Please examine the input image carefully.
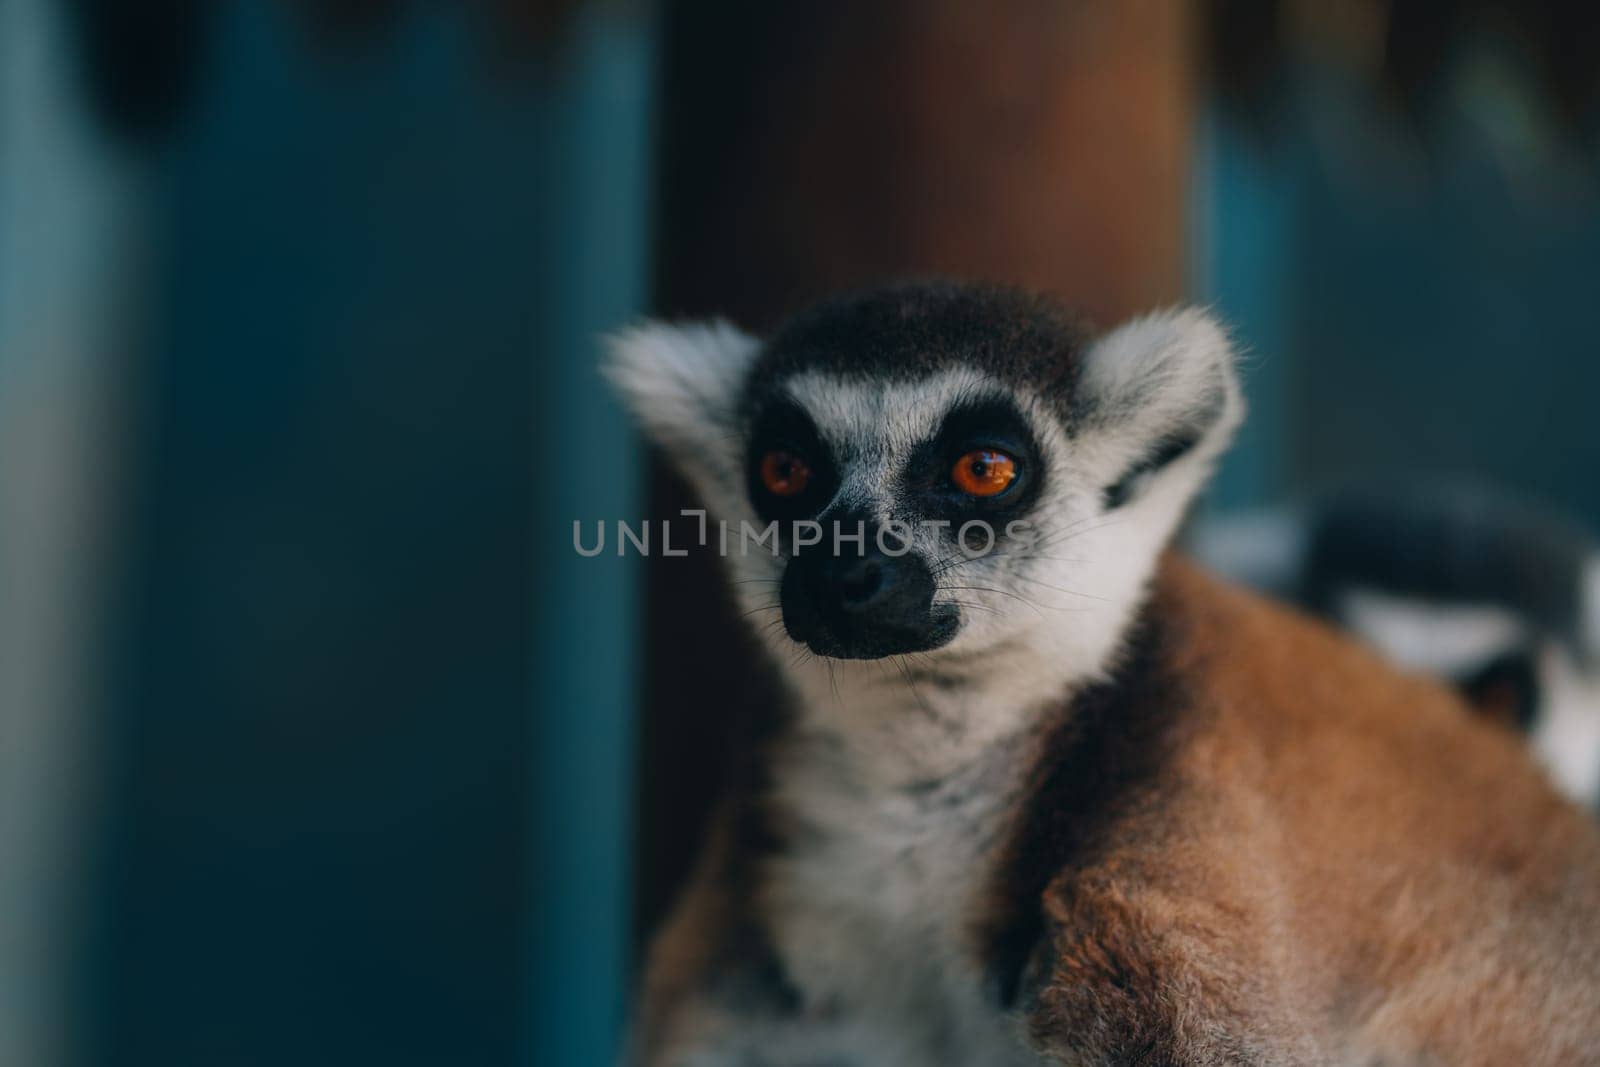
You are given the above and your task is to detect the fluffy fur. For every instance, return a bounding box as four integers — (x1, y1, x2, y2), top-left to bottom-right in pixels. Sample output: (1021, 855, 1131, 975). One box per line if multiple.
(1190, 486, 1600, 810)
(604, 318, 763, 520)
(606, 291, 1241, 770)
(607, 283, 1600, 1065)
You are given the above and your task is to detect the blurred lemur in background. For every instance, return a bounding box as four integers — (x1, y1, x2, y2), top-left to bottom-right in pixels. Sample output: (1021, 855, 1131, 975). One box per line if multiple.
(608, 283, 1600, 1066)
(1190, 484, 1600, 810)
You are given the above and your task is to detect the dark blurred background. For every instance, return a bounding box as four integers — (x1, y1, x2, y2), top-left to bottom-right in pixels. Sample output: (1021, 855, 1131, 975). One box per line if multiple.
(1, 1, 1597, 1065)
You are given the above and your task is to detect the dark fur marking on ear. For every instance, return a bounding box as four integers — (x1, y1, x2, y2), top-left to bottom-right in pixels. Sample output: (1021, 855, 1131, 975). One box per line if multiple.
(1101, 429, 1202, 510)
(978, 599, 1190, 1011)
(1100, 381, 1227, 510)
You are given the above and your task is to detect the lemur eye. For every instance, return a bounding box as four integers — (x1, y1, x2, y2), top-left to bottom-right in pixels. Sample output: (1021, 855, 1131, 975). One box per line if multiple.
(760, 450, 812, 497)
(951, 449, 1017, 498)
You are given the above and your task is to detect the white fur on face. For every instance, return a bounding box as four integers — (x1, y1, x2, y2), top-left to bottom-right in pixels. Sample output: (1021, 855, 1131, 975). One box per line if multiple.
(781, 366, 999, 515)
(606, 307, 1242, 781)
(612, 305, 1241, 1066)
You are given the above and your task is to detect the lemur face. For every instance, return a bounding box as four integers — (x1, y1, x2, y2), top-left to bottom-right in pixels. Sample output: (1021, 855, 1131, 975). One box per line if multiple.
(608, 283, 1241, 680)
(741, 365, 1048, 660)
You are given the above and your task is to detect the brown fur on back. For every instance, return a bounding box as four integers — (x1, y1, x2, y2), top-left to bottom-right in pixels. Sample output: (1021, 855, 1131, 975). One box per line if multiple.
(634, 555, 1600, 1064)
(1001, 556, 1600, 1064)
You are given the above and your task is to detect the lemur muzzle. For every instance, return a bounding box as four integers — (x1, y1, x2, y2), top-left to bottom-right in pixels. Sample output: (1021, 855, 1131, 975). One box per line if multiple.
(781, 541, 959, 659)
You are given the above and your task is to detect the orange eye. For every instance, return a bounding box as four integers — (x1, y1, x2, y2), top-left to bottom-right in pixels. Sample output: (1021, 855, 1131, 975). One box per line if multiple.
(760, 450, 812, 497)
(951, 449, 1017, 497)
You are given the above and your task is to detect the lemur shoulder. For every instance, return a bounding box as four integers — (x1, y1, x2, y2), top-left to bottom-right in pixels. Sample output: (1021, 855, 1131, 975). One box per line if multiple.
(607, 283, 1600, 1066)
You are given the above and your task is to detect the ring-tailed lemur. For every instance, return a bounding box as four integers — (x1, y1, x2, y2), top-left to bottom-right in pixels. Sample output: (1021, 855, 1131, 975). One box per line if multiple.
(606, 282, 1600, 1066)
(1190, 484, 1600, 809)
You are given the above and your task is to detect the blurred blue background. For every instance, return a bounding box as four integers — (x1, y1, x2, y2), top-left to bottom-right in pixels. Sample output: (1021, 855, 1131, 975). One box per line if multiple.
(2, 2, 1597, 1065)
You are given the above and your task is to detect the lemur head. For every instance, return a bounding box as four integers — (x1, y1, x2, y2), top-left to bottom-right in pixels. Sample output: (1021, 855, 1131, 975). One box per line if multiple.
(607, 282, 1240, 694)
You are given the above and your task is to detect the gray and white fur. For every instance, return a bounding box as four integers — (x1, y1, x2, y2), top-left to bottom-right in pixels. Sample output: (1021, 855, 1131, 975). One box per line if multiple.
(606, 283, 1600, 1066)
(606, 283, 1240, 1065)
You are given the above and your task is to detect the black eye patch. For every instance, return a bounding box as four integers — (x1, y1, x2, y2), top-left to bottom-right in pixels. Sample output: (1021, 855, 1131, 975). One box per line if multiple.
(745, 398, 838, 520)
(902, 397, 1043, 519)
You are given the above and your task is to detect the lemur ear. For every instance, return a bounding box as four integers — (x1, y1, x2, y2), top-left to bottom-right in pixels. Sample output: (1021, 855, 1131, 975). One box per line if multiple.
(1078, 308, 1243, 510)
(603, 319, 762, 514)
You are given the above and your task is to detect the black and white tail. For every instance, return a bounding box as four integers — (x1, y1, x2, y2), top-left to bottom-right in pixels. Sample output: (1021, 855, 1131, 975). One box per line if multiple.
(1189, 482, 1600, 809)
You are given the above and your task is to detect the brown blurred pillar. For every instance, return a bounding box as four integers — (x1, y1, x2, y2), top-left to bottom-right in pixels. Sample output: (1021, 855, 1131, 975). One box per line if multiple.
(638, 0, 1198, 944)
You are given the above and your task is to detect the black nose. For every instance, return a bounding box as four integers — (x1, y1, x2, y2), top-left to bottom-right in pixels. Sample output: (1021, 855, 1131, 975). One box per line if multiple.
(803, 548, 931, 626)
(780, 542, 958, 659)
(835, 556, 887, 611)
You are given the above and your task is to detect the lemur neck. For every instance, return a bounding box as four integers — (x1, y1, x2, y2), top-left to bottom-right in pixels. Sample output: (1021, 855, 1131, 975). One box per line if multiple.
(774, 590, 1148, 789)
